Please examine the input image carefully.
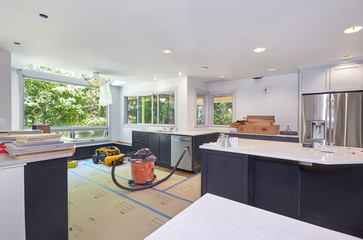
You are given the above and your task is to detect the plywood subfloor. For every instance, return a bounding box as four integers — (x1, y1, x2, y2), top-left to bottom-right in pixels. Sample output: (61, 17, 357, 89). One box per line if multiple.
(68, 159, 201, 240)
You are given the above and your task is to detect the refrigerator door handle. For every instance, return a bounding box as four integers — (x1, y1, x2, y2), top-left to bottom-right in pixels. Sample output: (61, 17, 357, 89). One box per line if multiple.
(329, 96, 335, 146)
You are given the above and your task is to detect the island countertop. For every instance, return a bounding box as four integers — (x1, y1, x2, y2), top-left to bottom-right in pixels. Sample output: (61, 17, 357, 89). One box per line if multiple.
(146, 193, 359, 240)
(200, 139, 363, 165)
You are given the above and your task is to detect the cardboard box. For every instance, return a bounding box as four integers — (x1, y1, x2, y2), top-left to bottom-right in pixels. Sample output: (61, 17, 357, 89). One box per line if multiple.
(32, 124, 50, 133)
(238, 125, 280, 135)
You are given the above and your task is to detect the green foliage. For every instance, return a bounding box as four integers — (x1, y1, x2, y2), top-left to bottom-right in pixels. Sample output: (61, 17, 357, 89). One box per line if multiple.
(127, 97, 137, 123)
(24, 78, 106, 128)
(214, 102, 232, 125)
(138, 96, 152, 124)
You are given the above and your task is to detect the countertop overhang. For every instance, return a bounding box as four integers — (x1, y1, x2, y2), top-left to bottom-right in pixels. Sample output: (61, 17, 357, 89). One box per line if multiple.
(200, 139, 363, 165)
(0, 151, 74, 168)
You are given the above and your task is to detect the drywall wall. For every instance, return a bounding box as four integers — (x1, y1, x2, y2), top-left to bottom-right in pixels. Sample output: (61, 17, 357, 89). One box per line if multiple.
(0, 50, 12, 130)
(208, 73, 299, 131)
(119, 76, 187, 143)
(11, 68, 20, 130)
(109, 86, 121, 141)
(187, 77, 209, 130)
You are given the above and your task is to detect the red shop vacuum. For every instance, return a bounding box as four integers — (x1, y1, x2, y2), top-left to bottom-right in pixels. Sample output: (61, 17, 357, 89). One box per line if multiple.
(111, 147, 189, 191)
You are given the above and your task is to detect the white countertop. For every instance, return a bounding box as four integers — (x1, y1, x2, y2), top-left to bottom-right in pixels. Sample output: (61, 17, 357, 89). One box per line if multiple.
(200, 139, 363, 165)
(135, 129, 299, 138)
(146, 193, 358, 240)
(0, 151, 74, 168)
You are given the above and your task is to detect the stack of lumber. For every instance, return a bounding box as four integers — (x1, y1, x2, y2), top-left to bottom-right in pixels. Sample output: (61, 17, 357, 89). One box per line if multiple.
(0, 130, 43, 143)
(5, 133, 75, 159)
(230, 116, 280, 135)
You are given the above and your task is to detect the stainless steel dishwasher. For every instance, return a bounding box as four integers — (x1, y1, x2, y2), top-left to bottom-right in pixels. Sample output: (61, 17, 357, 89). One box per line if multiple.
(171, 135, 192, 171)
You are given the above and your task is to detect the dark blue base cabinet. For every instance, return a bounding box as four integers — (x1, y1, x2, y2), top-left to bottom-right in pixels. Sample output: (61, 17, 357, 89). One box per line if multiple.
(201, 150, 363, 239)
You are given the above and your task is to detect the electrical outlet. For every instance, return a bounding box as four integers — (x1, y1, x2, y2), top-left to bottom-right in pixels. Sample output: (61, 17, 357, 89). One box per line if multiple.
(0, 119, 5, 126)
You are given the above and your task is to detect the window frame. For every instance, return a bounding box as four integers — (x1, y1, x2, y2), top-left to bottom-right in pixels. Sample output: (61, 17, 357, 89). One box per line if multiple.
(195, 90, 209, 128)
(19, 70, 110, 142)
(210, 90, 236, 127)
(124, 89, 176, 127)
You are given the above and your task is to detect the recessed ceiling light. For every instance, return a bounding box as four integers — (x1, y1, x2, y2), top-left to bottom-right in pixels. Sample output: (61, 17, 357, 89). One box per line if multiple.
(200, 67, 208, 71)
(152, 76, 158, 80)
(13, 42, 21, 45)
(177, 72, 183, 76)
(254, 47, 266, 53)
(342, 54, 354, 59)
(39, 13, 49, 19)
(268, 68, 277, 71)
(161, 49, 173, 54)
(218, 75, 224, 78)
(344, 26, 362, 34)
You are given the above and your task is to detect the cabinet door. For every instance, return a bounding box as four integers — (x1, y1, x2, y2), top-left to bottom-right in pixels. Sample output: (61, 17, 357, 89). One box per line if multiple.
(201, 150, 249, 204)
(132, 131, 148, 150)
(253, 157, 299, 219)
(331, 64, 362, 91)
(147, 132, 160, 161)
(159, 134, 171, 167)
(301, 68, 330, 94)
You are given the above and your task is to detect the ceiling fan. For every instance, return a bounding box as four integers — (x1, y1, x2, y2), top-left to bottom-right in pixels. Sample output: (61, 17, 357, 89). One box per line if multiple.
(85, 72, 107, 88)
(84, 72, 113, 106)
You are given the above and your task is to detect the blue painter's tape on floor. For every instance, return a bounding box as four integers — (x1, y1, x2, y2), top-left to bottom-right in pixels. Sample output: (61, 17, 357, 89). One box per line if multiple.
(151, 188, 193, 203)
(69, 170, 172, 220)
(162, 173, 201, 192)
(79, 161, 194, 203)
(82, 162, 129, 181)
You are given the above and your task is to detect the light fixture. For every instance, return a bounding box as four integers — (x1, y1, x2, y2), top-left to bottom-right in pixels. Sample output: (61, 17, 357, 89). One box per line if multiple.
(200, 67, 208, 71)
(268, 68, 277, 71)
(39, 13, 49, 19)
(344, 26, 362, 34)
(254, 47, 266, 53)
(13, 42, 21, 45)
(177, 72, 183, 76)
(342, 54, 354, 59)
(161, 49, 173, 54)
(152, 76, 158, 80)
(218, 75, 224, 78)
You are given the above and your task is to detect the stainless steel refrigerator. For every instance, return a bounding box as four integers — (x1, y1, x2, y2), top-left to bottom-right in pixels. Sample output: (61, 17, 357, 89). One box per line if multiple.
(301, 91, 363, 147)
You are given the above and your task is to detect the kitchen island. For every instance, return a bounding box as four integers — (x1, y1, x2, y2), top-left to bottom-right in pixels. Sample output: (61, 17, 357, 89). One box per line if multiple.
(0, 151, 74, 240)
(200, 139, 363, 238)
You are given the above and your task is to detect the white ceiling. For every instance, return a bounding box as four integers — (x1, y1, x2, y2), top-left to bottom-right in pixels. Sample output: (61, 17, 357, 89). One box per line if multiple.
(0, 0, 362, 85)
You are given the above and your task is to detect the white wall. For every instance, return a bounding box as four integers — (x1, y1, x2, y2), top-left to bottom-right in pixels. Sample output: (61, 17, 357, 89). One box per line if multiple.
(119, 76, 187, 143)
(208, 73, 299, 131)
(109, 85, 121, 141)
(0, 50, 12, 130)
(187, 77, 209, 130)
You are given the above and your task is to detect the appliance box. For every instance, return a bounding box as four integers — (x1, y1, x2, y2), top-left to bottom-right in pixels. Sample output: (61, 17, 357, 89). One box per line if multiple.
(238, 125, 280, 135)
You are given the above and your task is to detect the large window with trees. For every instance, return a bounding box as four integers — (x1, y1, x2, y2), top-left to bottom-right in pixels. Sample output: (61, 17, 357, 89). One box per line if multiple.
(24, 77, 108, 140)
(212, 94, 233, 125)
(126, 91, 175, 125)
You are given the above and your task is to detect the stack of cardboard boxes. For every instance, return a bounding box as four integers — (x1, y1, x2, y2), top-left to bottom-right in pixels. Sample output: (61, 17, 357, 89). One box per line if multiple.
(230, 116, 280, 135)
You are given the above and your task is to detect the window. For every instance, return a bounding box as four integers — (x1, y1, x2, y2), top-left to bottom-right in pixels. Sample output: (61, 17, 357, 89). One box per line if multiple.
(23, 77, 108, 140)
(138, 95, 152, 124)
(125, 91, 175, 125)
(196, 94, 206, 125)
(212, 94, 233, 125)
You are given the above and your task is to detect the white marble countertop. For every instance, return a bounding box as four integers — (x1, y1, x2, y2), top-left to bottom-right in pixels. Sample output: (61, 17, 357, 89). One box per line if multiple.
(146, 193, 358, 240)
(0, 151, 74, 168)
(200, 139, 363, 165)
(135, 129, 299, 138)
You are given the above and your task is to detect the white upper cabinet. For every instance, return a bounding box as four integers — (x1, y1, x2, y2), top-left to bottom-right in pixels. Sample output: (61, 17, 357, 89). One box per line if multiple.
(330, 64, 362, 92)
(301, 62, 363, 94)
(301, 68, 330, 94)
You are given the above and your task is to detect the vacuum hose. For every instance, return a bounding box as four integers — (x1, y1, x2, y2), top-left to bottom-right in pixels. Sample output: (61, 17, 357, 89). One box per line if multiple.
(111, 146, 190, 191)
